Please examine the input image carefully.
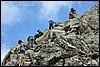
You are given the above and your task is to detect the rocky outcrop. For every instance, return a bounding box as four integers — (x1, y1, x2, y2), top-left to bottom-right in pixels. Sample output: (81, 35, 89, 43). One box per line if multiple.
(2, 4, 99, 66)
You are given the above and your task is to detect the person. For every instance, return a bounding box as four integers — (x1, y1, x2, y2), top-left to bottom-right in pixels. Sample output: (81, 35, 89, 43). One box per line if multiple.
(69, 8, 78, 19)
(17, 40, 26, 54)
(34, 30, 43, 44)
(34, 30, 43, 40)
(51, 32, 57, 42)
(48, 20, 57, 30)
(27, 36, 34, 48)
(17, 40, 23, 54)
(37, 30, 43, 37)
(20, 43, 26, 54)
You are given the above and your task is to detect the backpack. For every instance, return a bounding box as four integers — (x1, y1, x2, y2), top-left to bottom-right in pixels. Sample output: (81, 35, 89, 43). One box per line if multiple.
(28, 36, 34, 48)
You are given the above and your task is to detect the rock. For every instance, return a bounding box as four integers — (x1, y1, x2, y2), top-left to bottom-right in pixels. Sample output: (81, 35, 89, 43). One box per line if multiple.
(91, 52, 99, 59)
(2, 4, 99, 66)
(25, 49, 34, 55)
(10, 54, 17, 59)
(54, 59, 63, 66)
(96, 57, 99, 64)
(10, 46, 17, 54)
(88, 18, 99, 30)
(10, 59, 18, 66)
(57, 22, 65, 27)
(62, 25, 70, 32)
(5, 61, 14, 66)
(66, 42, 77, 49)
(18, 53, 25, 61)
(91, 60, 98, 66)
(31, 59, 37, 66)
(78, 49, 85, 55)
(91, 44, 99, 52)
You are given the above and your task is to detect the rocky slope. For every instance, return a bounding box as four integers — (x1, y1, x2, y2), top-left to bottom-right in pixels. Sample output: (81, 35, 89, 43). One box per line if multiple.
(2, 4, 99, 66)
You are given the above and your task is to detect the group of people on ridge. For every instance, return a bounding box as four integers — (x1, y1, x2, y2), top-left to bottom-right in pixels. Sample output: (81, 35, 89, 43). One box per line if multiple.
(17, 30, 43, 54)
(16, 8, 78, 54)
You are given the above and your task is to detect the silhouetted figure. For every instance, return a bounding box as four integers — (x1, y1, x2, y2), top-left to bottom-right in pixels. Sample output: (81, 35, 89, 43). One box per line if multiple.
(69, 8, 78, 19)
(48, 20, 57, 30)
(51, 32, 57, 42)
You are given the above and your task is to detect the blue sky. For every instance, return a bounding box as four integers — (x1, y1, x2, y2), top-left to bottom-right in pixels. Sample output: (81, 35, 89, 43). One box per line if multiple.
(1, 1, 99, 63)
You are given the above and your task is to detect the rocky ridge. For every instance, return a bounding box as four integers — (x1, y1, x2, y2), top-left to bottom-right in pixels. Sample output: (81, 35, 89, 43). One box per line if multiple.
(2, 4, 99, 66)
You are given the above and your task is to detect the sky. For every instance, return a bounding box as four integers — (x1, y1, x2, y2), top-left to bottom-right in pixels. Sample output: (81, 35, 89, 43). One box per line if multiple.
(1, 1, 99, 63)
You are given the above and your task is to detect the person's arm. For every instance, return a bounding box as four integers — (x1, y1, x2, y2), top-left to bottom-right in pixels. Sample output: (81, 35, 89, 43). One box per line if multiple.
(69, 12, 73, 16)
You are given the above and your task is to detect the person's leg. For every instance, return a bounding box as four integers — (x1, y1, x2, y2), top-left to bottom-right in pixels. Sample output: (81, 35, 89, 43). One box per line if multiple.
(20, 50, 24, 54)
(34, 39, 37, 45)
(22, 50, 25, 54)
(52, 25, 54, 29)
(30, 40, 34, 48)
(49, 25, 51, 30)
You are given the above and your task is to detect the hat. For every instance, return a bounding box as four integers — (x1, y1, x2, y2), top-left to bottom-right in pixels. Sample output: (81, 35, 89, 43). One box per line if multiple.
(18, 39, 24, 44)
(48, 20, 52, 23)
(37, 30, 41, 32)
(71, 8, 75, 11)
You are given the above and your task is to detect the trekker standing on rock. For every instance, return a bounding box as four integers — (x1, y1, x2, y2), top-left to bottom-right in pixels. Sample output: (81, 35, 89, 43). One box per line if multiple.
(69, 8, 78, 19)
(48, 20, 57, 30)
(17, 40, 26, 54)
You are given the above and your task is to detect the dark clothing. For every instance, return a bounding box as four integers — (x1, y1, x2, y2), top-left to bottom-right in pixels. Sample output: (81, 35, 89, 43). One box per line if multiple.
(49, 20, 57, 30)
(38, 32, 43, 37)
(34, 30, 43, 45)
(49, 25, 54, 30)
(27, 36, 33, 41)
(20, 50, 25, 54)
(34, 34, 40, 40)
(34, 31, 43, 40)
(30, 39, 34, 48)
(20, 43, 26, 54)
(75, 27, 80, 35)
(51, 32, 57, 42)
(27, 36, 34, 48)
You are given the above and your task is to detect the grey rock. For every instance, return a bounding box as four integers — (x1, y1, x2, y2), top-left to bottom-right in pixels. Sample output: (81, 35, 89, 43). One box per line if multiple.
(2, 4, 99, 66)
(91, 60, 98, 66)
(10, 54, 17, 59)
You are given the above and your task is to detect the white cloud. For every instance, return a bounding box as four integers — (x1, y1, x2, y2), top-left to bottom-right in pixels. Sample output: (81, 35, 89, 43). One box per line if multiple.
(1, 1, 36, 26)
(1, 1, 21, 26)
(1, 43, 11, 64)
(39, 1, 80, 21)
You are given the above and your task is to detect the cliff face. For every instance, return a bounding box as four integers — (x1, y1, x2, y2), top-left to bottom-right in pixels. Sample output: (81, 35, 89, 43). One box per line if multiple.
(2, 4, 99, 66)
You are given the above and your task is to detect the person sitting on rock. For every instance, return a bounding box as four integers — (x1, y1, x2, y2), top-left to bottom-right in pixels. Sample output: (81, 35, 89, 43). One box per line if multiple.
(51, 32, 57, 42)
(48, 20, 57, 30)
(37, 30, 43, 37)
(34, 30, 43, 40)
(69, 8, 78, 19)
(34, 30, 43, 45)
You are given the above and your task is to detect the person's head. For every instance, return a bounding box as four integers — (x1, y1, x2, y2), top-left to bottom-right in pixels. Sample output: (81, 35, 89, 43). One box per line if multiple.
(71, 8, 74, 11)
(48, 20, 52, 23)
(18, 39, 24, 45)
(37, 30, 41, 33)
